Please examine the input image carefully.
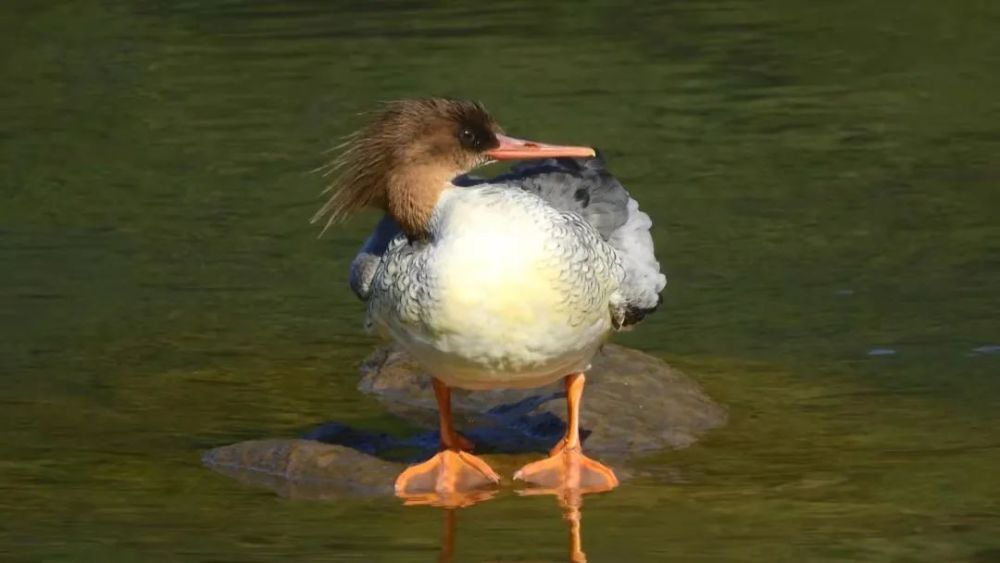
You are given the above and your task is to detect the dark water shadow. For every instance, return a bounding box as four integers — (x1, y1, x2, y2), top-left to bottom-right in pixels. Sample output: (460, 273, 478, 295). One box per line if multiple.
(301, 390, 593, 463)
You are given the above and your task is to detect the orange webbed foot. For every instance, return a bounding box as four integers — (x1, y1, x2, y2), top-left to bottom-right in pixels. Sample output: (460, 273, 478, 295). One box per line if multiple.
(514, 442, 619, 494)
(395, 450, 500, 503)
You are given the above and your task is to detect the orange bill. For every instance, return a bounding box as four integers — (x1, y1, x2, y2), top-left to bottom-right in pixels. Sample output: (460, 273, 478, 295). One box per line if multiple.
(486, 134, 596, 160)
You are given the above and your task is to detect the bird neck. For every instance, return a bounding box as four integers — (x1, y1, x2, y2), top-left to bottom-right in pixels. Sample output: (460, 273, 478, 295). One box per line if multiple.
(384, 162, 458, 238)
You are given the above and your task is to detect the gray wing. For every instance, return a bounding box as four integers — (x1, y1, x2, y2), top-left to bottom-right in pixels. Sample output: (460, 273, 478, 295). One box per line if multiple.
(464, 154, 667, 328)
(349, 215, 404, 301)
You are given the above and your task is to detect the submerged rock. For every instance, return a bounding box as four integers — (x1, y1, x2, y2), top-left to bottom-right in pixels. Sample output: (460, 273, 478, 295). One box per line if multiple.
(203, 344, 726, 498)
(203, 439, 399, 498)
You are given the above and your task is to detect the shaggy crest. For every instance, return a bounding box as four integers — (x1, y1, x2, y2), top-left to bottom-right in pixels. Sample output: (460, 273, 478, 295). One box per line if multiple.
(311, 98, 500, 236)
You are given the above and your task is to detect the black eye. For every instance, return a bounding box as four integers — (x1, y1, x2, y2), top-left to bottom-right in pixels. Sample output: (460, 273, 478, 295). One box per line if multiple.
(458, 127, 479, 150)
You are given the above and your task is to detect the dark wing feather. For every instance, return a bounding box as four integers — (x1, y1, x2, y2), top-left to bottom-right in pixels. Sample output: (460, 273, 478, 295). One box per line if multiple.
(489, 156, 630, 239)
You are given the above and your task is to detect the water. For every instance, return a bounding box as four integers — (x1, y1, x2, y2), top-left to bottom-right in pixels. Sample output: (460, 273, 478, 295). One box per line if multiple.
(2, 1, 999, 560)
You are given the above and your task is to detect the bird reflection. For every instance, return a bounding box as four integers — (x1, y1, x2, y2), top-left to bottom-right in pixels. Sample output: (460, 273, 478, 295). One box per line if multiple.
(563, 493, 587, 563)
(398, 488, 499, 509)
(439, 508, 457, 563)
(520, 487, 590, 563)
(430, 487, 599, 563)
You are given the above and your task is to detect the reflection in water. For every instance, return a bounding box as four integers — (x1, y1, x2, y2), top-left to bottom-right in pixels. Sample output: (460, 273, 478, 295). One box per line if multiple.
(558, 490, 589, 563)
(567, 502, 586, 563)
(439, 509, 456, 563)
(398, 488, 499, 509)
(522, 488, 592, 563)
(432, 488, 597, 562)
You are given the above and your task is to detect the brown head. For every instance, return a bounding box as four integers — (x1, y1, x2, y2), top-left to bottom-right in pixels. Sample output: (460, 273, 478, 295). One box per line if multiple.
(313, 98, 595, 237)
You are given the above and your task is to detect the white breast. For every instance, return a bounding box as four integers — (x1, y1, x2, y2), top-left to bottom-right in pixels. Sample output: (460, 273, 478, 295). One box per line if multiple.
(370, 185, 620, 390)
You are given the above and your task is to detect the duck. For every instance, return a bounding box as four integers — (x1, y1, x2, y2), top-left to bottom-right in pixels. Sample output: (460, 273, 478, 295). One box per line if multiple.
(314, 98, 666, 500)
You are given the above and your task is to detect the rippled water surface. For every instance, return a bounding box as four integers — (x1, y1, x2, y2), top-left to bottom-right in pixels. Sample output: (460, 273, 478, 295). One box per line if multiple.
(2, 1, 999, 561)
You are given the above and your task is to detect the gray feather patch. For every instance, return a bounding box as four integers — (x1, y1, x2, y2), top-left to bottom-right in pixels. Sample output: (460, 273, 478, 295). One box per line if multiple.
(349, 215, 404, 300)
(478, 157, 631, 240)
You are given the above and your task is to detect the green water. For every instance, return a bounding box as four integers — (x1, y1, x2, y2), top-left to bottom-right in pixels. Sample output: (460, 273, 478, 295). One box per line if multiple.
(2, 1, 999, 561)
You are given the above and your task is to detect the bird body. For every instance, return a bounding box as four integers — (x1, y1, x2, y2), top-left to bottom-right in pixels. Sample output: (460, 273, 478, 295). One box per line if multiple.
(368, 184, 624, 390)
(315, 98, 665, 501)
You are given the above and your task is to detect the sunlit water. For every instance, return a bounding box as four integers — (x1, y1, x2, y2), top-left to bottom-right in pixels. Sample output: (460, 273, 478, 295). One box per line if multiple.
(2, 1, 999, 561)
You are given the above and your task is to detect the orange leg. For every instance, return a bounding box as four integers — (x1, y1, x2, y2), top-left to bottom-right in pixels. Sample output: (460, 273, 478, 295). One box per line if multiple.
(514, 373, 619, 493)
(395, 378, 500, 501)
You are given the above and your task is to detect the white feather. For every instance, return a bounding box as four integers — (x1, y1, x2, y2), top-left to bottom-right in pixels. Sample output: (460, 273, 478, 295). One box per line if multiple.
(608, 198, 667, 311)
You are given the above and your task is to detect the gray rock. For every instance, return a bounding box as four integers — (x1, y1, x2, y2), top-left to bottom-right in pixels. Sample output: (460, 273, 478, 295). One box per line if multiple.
(203, 439, 399, 498)
(203, 344, 726, 498)
(358, 343, 726, 454)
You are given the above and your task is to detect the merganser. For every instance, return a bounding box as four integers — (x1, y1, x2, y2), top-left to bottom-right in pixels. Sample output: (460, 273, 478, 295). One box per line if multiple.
(314, 98, 666, 501)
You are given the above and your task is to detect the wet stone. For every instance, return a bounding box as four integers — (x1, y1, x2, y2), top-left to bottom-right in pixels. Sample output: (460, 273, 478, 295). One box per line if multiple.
(356, 343, 727, 455)
(202, 439, 399, 499)
(203, 344, 726, 498)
